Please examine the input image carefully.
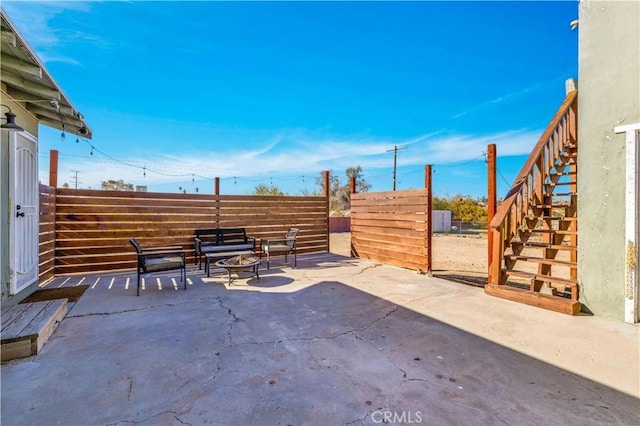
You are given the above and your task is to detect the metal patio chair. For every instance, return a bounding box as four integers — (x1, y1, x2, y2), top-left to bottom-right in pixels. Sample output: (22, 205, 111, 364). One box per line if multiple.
(262, 228, 299, 269)
(129, 238, 186, 296)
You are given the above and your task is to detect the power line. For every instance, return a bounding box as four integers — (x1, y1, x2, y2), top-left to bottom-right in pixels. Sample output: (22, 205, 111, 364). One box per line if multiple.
(496, 168, 513, 187)
(433, 153, 486, 168)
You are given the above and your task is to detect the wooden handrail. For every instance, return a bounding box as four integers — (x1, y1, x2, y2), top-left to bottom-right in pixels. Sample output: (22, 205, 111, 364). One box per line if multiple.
(489, 90, 578, 288)
(490, 91, 578, 229)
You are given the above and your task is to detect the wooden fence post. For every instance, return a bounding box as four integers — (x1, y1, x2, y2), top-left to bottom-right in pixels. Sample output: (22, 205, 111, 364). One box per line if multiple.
(425, 165, 433, 276)
(49, 150, 58, 188)
(487, 144, 497, 283)
(350, 176, 356, 194)
(214, 177, 220, 227)
(324, 170, 330, 252)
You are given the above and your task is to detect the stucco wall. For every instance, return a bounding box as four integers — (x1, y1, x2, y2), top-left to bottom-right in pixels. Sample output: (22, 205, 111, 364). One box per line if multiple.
(577, 1, 640, 319)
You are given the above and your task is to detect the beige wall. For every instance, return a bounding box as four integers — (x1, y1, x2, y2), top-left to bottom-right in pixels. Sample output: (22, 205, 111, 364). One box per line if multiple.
(577, 1, 640, 319)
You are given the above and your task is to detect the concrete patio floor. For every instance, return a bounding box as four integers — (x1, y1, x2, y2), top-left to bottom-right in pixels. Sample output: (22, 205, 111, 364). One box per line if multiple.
(1, 253, 639, 425)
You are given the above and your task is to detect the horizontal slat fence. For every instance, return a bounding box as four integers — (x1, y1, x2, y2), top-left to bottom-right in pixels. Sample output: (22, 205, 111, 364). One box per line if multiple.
(351, 189, 429, 272)
(38, 184, 56, 284)
(52, 188, 328, 275)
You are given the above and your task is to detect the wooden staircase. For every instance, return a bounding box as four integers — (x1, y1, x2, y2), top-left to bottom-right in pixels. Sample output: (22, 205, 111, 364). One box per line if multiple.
(486, 90, 580, 315)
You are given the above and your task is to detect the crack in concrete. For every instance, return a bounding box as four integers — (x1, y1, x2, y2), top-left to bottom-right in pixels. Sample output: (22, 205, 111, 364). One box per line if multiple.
(204, 297, 240, 383)
(238, 305, 399, 346)
(215, 296, 239, 345)
(66, 297, 222, 318)
(345, 410, 372, 425)
(354, 263, 382, 275)
(105, 409, 192, 426)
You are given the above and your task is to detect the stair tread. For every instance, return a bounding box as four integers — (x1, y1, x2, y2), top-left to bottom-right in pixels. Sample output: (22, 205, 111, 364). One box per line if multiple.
(545, 182, 575, 186)
(550, 171, 577, 176)
(1, 299, 68, 362)
(532, 204, 574, 209)
(526, 216, 577, 221)
(505, 255, 577, 267)
(503, 269, 578, 286)
(511, 241, 577, 250)
(521, 229, 577, 234)
(549, 192, 577, 197)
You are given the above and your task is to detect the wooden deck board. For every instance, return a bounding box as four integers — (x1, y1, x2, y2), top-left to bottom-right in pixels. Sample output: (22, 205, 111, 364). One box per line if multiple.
(1, 299, 67, 361)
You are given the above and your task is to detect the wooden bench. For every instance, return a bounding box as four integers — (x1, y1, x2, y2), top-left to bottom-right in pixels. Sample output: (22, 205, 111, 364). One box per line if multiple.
(194, 228, 258, 269)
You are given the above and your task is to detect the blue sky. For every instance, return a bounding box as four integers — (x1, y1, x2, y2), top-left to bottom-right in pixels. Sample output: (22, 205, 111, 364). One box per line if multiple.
(3, 1, 578, 197)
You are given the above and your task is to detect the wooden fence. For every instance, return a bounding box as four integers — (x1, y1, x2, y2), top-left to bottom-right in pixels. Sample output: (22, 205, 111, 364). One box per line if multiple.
(38, 184, 56, 283)
(350, 189, 430, 272)
(46, 187, 328, 275)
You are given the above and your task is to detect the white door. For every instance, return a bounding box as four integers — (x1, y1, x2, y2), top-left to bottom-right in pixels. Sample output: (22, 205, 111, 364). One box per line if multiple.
(10, 131, 39, 294)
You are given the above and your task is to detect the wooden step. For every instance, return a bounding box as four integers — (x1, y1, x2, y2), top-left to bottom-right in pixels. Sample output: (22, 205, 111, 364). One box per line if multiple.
(550, 171, 576, 177)
(505, 255, 577, 268)
(503, 269, 578, 287)
(525, 216, 577, 222)
(549, 192, 577, 197)
(521, 229, 577, 236)
(532, 204, 573, 209)
(485, 284, 581, 315)
(511, 241, 577, 250)
(1, 299, 67, 362)
(545, 182, 574, 187)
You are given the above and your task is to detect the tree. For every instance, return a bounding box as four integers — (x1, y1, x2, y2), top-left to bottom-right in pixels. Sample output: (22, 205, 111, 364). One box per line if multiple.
(253, 184, 286, 196)
(101, 179, 133, 191)
(315, 166, 371, 211)
(432, 196, 450, 211)
(438, 194, 488, 223)
(346, 166, 371, 193)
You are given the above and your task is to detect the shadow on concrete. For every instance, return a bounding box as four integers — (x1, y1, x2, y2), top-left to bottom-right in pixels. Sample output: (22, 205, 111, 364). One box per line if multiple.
(2, 255, 637, 425)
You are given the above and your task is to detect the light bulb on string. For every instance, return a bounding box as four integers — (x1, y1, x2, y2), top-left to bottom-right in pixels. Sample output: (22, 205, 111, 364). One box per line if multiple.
(143, 166, 146, 177)
(89, 147, 94, 156)
(61, 131, 66, 142)
(75, 136, 79, 143)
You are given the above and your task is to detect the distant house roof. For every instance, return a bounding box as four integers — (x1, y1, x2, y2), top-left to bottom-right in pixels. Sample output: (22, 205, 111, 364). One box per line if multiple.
(1, 9, 92, 138)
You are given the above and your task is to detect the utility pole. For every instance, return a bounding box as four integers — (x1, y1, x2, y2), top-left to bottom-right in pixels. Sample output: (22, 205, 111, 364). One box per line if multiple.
(70, 170, 81, 189)
(386, 145, 407, 191)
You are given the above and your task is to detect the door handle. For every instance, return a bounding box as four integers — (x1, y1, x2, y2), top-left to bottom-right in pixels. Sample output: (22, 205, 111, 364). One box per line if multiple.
(16, 212, 25, 217)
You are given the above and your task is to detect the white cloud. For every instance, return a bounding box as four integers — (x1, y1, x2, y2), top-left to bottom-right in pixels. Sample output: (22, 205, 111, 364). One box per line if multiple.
(2, 1, 101, 65)
(44, 128, 541, 191)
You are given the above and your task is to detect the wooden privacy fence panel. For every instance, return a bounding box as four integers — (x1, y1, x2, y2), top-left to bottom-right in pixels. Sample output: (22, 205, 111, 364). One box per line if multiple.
(38, 184, 56, 284)
(351, 189, 429, 272)
(52, 188, 328, 275)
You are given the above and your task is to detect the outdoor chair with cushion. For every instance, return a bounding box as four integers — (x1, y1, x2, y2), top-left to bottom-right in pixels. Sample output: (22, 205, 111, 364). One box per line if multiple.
(129, 238, 186, 296)
(263, 228, 299, 269)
